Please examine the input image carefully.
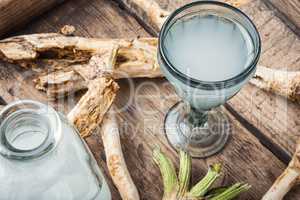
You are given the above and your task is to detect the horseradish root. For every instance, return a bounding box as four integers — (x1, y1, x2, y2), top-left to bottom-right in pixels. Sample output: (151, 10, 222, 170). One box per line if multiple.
(153, 148, 250, 200)
(100, 106, 140, 200)
(67, 77, 119, 138)
(60, 25, 76, 36)
(116, 0, 251, 34)
(0, 34, 161, 98)
(116, 0, 170, 33)
(1, 33, 299, 104)
(262, 139, 300, 200)
(250, 66, 300, 103)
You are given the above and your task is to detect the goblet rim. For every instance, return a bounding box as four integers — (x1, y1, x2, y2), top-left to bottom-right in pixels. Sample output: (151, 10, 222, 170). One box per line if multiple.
(158, 1, 261, 90)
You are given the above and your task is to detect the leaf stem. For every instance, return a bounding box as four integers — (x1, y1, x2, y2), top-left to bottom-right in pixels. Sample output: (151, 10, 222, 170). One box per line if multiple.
(209, 183, 251, 200)
(189, 164, 221, 198)
(178, 150, 191, 198)
(153, 148, 178, 198)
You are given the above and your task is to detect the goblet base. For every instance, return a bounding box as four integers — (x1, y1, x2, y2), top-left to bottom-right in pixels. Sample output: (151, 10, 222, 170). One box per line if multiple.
(164, 101, 231, 158)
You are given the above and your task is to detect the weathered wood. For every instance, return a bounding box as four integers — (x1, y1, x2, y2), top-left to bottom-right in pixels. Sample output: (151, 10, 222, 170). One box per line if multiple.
(0, 0, 299, 199)
(116, 0, 252, 33)
(3, 33, 299, 110)
(114, 0, 300, 198)
(113, 80, 299, 199)
(0, 35, 161, 98)
(0, 58, 297, 199)
(263, 138, 300, 199)
(265, 0, 300, 32)
(0, 0, 64, 37)
(116, 0, 169, 34)
(68, 77, 119, 138)
(227, 0, 300, 158)
(0, 0, 150, 198)
(118, 0, 300, 167)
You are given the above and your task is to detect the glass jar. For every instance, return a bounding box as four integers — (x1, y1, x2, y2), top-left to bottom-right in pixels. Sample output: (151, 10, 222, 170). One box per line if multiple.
(0, 100, 111, 200)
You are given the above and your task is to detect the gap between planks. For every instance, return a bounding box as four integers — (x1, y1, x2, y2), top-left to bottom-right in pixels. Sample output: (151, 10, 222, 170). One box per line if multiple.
(225, 103, 291, 165)
(0, 0, 298, 198)
(112, 0, 293, 166)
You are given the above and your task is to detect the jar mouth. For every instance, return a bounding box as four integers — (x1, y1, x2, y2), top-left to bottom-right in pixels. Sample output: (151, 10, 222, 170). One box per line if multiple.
(158, 1, 261, 90)
(0, 100, 61, 160)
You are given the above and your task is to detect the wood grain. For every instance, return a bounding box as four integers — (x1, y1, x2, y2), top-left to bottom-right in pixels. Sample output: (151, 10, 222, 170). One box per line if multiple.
(0, 59, 294, 199)
(0, 0, 65, 37)
(17, 0, 147, 38)
(265, 0, 300, 32)
(114, 0, 300, 198)
(0, 0, 299, 199)
(118, 0, 300, 165)
(227, 0, 300, 158)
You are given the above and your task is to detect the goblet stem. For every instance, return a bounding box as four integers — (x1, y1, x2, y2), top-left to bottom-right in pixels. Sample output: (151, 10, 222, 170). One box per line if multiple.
(187, 107, 208, 128)
(164, 101, 230, 158)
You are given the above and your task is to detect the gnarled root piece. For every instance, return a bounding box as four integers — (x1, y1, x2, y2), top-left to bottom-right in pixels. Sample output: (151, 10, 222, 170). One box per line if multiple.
(1, 33, 299, 104)
(0, 33, 121, 62)
(250, 66, 300, 103)
(116, 0, 170, 33)
(35, 70, 87, 99)
(100, 106, 140, 200)
(67, 77, 119, 138)
(0, 34, 161, 99)
(116, 0, 251, 34)
(262, 139, 300, 200)
(37, 37, 161, 98)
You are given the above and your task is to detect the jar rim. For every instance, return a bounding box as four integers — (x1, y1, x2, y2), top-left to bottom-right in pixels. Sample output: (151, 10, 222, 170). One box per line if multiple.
(158, 1, 261, 90)
(0, 100, 62, 160)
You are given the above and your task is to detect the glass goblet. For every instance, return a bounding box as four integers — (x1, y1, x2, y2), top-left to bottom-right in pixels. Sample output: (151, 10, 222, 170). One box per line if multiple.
(158, 1, 261, 158)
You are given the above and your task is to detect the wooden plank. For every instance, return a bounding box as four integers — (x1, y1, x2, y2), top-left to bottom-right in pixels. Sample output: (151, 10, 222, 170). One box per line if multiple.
(113, 0, 300, 198)
(0, 0, 65, 38)
(226, 0, 300, 158)
(265, 0, 300, 32)
(0, 0, 299, 199)
(117, 0, 300, 162)
(0, 61, 296, 199)
(0, 0, 149, 199)
(17, 0, 146, 38)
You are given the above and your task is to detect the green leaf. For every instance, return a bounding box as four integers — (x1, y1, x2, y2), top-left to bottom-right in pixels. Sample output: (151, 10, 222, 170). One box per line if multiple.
(208, 183, 251, 200)
(153, 148, 178, 197)
(178, 150, 192, 198)
(189, 163, 222, 198)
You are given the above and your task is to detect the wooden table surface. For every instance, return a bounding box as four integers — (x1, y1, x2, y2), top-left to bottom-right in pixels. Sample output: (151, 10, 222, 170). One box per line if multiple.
(0, 0, 300, 199)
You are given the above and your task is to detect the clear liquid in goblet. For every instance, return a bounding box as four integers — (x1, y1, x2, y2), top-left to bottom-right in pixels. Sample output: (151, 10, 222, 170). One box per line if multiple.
(164, 13, 254, 82)
(159, 6, 260, 158)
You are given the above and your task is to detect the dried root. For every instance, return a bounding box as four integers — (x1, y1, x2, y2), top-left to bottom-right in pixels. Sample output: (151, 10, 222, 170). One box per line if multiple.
(262, 139, 300, 200)
(67, 77, 119, 138)
(250, 66, 300, 103)
(1, 34, 299, 104)
(100, 106, 140, 200)
(0, 34, 161, 99)
(116, 0, 170, 33)
(60, 25, 76, 36)
(117, 0, 251, 34)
